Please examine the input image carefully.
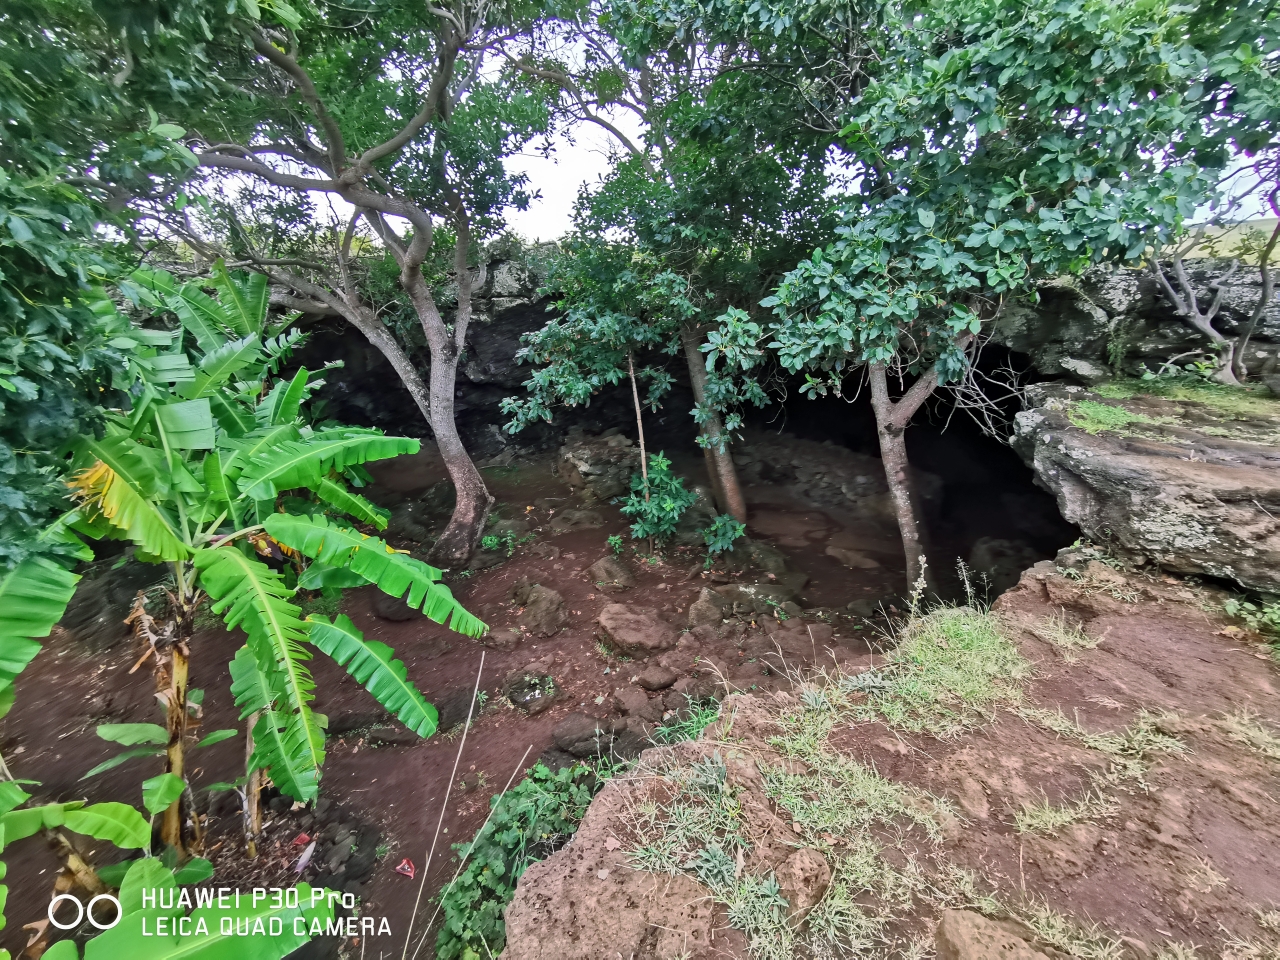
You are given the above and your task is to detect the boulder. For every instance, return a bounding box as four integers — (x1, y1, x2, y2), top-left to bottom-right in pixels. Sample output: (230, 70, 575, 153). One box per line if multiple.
(551, 713, 648, 760)
(635, 664, 678, 691)
(1013, 382, 1280, 593)
(598, 604, 680, 658)
(824, 545, 881, 570)
(511, 579, 567, 637)
(774, 848, 831, 921)
(588, 556, 635, 592)
(967, 537, 1042, 595)
(371, 591, 421, 622)
(988, 261, 1280, 381)
(713, 582, 798, 616)
(503, 665, 557, 715)
(613, 686, 663, 722)
(556, 434, 641, 502)
(935, 909, 1053, 960)
(548, 508, 605, 533)
(688, 587, 730, 628)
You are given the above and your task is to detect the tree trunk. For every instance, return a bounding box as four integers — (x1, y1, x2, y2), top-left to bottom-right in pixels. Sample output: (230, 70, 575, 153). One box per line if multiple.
(1233, 221, 1280, 380)
(297, 212, 494, 568)
(680, 326, 747, 524)
(868, 364, 938, 591)
(162, 637, 189, 854)
(425, 348, 493, 566)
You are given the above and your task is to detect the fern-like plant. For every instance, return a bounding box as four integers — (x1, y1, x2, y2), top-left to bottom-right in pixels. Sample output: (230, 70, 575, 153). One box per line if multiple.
(1, 262, 485, 860)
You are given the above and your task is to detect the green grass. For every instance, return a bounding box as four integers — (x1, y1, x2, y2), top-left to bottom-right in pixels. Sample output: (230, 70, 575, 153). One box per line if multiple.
(1029, 611, 1100, 663)
(1097, 377, 1280, 421)
(856, 606, 1030, 738)
(651, 700, 721, 744)
(1018, 706, 1185, 783)
(1067, 399, 1163, 435)
(1013, 788, 1120, 835)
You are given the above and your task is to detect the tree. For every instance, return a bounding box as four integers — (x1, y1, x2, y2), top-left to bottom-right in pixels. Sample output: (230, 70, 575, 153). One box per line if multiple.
(0, 0, 216, 567)
(720, 0, 1255, 587)
(131, 0, 556, 565)
(1, 264, 484, 859)
(502, 0, 861, 522)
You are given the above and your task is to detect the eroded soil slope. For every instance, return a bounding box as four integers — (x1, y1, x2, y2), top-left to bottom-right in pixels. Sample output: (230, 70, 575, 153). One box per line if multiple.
(503, 560, 1280, 959)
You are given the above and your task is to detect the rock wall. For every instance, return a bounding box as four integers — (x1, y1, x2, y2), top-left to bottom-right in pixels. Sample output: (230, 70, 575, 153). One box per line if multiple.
(1012, 382, 1280, 593)
(991, 260, 1280, 384)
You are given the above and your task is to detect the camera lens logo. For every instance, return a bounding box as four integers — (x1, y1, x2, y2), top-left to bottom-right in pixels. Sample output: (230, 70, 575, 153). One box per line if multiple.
(48, 893, 122, 930)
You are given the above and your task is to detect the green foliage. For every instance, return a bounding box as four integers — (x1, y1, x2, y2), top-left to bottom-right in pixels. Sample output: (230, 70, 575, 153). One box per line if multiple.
(702, 514, 746, 566)
(0, 265, 479, 809)
(857, 606, 1030, 739)
(1224, 598, 1280, 640)
(306, 614, 439, 737)
(617, 453, 698, 545)
(481, 532, 516, 557)
(0, 557, 80, 719)
(436, 764, 599, 960)
(719, 0, 1265, 406)
(264, 514, 486, 638)
(607, 534, 624, 555)
(1097, 378, 1280, 421)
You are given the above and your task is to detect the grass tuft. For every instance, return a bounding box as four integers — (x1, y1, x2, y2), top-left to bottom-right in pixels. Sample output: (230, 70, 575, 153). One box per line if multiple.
(1220, 709, 1280, 762)
(1068, 399, 1165, 435)
(1029, 611, 1100, 662)
(859, 606, 1029, 738)
(1013, 788, 1120, 835)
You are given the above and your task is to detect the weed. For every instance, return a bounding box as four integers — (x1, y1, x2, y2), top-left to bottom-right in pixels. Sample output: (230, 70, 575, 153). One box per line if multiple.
(607, 534, 624, 555)
(687, 842, 737, 887)
(1155, 942, 1202, 960)
(436, 763, 599, 959)
(859, 605, 1030, 738)
(1183, 856, 1228, 894)
(481, 531, 517, 557)
(1029, 611, 1100, 662)
(1220, 709, 1280, 762)
(374, 843, 389, 859)
(1224, 598, 1280, 640)
(617, 452, 698, 544)
(1014, 789, 1120, 834)
(651, 701, 721, 744)
(724, 873, 795, 960)
(1019, 901, 1127, 960)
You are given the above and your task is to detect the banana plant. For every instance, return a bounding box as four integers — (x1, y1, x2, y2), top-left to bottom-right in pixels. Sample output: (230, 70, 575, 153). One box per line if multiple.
(2, 262, 485, 859)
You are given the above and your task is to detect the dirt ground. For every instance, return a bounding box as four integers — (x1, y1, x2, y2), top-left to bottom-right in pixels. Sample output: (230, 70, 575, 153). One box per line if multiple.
(0, 446, 906, 958)
(501, 560, 1280, 959)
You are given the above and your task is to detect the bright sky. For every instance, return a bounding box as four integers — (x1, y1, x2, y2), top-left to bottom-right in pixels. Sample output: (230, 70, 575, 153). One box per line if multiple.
(501, 118, 639, 242)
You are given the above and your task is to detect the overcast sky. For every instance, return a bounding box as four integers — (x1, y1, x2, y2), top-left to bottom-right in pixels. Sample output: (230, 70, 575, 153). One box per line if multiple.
(501, 117, 640, 242)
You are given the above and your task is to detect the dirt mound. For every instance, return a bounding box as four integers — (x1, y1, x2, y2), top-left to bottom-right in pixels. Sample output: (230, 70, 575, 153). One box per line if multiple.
(501, 562, 1280, 959)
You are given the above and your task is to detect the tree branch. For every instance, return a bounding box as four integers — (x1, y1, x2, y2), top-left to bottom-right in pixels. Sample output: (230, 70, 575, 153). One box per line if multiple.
(250, 31, 347, 172)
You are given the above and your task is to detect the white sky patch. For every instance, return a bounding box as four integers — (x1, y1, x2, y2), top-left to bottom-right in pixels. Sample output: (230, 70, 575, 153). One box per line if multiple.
(503, 111, 645, 242)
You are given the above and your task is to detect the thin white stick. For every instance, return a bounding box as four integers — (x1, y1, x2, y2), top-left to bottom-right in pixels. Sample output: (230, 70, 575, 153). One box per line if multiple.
(408, 742, 535, 960)
(400, 651, 485, 960)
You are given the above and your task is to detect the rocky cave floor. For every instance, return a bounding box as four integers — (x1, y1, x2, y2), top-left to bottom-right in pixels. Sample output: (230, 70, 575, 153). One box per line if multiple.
(3, 428, 1280, 959)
